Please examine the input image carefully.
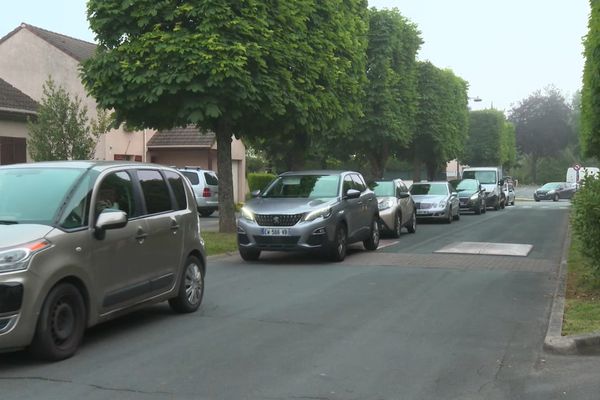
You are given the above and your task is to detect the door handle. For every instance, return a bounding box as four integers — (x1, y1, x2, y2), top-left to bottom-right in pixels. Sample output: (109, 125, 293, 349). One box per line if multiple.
(170, 217, 180, 234)
(135, 227, 148, 243)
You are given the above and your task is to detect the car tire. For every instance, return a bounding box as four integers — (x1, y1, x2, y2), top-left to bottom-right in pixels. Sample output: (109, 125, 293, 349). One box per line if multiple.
(445, 207, 452, 224)
(30, 283, 86, 361)
(392, 213, 402, 238)
(328, 223, 347, 262)
(553, 194, 559, 202)
(199, 210, 214, 217)
(453, 207, 460, 220)
(511, 199, 515, 206)
(239, 247, 261, 261)
(363, 218, 380, 251)
(534, 196, 540, 202)
(169, 255, 205, 313)
(475, 201, 482, 215)
(406, 211, 417, 233)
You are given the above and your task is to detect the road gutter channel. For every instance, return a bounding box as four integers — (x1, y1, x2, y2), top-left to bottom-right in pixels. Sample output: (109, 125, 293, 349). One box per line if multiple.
(543, 226, 600, 355)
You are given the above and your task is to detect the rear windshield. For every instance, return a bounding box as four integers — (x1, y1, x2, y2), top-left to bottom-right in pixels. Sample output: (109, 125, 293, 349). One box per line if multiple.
(262, 175, 340, 198)
(0, 167, 85, 225)
(204, 172, 219, 186)
(410, 183, 448, 196)
(181, 171, 200, 185)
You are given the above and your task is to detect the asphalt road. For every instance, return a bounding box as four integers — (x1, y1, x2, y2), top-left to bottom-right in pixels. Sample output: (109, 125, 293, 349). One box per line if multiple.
(2, 200, 600, 400)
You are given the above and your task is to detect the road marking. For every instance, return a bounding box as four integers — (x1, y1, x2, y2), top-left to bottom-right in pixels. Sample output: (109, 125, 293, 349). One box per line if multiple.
(378, 240, 399, 249)
(435, 241, 533, 257)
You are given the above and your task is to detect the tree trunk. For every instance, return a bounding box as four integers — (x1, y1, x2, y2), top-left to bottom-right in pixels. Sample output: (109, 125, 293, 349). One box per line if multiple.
(286, 132, 308, 171)
(531, 154, 538, 184)
(215, 119, 236, 233)
(368, 150, 388, 182)
(413, 155, 421, 181)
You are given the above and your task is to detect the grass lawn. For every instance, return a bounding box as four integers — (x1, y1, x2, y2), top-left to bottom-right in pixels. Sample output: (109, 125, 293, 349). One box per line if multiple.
(563, 235, 600, 336)
(202, 232, 238, 256)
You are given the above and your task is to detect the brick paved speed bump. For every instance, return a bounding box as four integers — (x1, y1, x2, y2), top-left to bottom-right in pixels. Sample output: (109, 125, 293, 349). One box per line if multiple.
(434, 242, 533, 257)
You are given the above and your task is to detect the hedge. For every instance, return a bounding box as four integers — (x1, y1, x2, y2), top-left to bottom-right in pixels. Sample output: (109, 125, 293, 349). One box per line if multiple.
(571, 175, 600, 278)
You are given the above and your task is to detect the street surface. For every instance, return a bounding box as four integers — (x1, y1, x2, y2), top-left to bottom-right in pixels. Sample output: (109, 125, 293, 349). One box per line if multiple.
(2, 200, 599, 400)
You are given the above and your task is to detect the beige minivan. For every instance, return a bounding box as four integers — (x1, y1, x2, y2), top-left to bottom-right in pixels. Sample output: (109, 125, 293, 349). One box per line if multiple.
(0, 161, 206, 360)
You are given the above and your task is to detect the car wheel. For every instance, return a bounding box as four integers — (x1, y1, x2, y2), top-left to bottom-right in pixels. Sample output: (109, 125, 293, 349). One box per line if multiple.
(553, 194, 559, 202)
(406, 211, 417, 233)
(534, 195, 540, 202)
(453, 206, 460, 220)
(475, 200, 482, 215)
(500, 196, 506, 209)
(169, 256, 205, 313)
(239, 247, 261, 261)
(199, 210, 214, 217)
(445, 207, 452, 224)
(392, 213, 402, 238)
(328, 224, 347, 262)
(494, 198, 500, 210)
(363, 218, 380, 251)
(30, 283, 86, 361)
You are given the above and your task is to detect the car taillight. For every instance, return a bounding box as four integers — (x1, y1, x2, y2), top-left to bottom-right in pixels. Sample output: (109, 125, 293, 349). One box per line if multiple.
(203, 188, 211, 197)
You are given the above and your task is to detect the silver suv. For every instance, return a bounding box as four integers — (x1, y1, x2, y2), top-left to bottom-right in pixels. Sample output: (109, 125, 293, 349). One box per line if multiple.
(237, 170, 380, 262)
(178, 167, 219, 217)
(0, 161, 206, 360)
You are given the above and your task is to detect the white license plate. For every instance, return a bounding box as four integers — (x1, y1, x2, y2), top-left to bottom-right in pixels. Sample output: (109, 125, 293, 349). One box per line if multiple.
(261, 228, 290, 236)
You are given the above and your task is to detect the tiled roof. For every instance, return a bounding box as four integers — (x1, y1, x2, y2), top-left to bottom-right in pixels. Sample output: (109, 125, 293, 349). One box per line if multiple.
(0, 78, 38, 113)
(0, 23, 96, 62)
(147, 126, 216, 148)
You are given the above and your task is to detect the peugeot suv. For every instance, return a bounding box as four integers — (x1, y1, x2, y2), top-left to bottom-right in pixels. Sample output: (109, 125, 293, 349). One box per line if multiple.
(237, 170, 380, 262)
(0, 161, 206, 360)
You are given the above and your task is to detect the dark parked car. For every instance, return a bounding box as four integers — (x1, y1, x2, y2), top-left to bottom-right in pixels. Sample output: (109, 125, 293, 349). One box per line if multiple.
(451, 179, 486, 215)
(237, 170, 380, 262)
(534, 182, 576, 201)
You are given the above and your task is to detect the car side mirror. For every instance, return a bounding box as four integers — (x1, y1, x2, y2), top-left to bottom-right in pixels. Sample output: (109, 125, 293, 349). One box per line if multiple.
(498, 179, 504, 186)
(251, 189, 261, 198)
(344, 189, 361, 200)
(94, 209, 127, 240)
(399, 192, 410, 199)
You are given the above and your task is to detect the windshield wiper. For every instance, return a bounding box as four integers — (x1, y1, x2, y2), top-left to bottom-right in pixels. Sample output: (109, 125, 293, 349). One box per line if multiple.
(0, 220, 18, 225)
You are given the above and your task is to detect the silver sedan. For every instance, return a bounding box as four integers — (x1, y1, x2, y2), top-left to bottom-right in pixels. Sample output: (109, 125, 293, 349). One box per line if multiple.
(409, 181, 460, 223)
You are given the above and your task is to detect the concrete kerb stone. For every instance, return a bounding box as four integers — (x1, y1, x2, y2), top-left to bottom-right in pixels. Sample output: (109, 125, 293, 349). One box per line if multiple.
(543, 225, 600, 355)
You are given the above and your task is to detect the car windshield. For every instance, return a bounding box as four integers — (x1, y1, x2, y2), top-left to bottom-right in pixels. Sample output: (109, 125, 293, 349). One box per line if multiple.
(261, 175, 340, 198)
(541, 182, 562, 190)
(371, 181, 395, 197)
(0, 167, 85, 224)
(410, 183, 448, 196)
(463, 170, 497, 184)
(456, 179, 479, 191)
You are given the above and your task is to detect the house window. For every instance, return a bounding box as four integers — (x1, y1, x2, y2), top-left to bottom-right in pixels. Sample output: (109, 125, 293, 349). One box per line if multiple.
(0, 137, 27, 165)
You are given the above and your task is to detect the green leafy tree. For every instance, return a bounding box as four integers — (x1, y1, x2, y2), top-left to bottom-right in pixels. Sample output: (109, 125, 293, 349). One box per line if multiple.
(83, 0, 368, 232)
(582, 0, 600, 158)
(411, 62, 469, 180)
(463, 109, 516, 170)
(352, 8, 421, 180)
(509, 86, 573, 183)
(28, 78, 111, 161)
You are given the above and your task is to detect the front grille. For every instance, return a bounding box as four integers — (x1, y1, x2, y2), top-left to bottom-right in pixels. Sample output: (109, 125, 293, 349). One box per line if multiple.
(255, 214, 303, 227)
(254, 235, 300, 249)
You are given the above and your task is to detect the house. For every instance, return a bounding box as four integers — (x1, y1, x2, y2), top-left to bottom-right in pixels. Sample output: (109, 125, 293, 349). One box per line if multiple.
(147, 126, 247, 203)
(0, 77, 37, 165)
(0, 23, 247, 201)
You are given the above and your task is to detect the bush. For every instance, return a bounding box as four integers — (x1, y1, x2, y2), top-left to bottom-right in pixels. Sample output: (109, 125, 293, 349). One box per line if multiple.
(247, 172, 276, 193)
(571, 175, 600, 278)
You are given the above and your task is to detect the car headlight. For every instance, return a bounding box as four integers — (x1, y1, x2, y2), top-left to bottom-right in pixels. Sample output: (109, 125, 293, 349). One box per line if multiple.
(470, 193, 479, 201)
(438, 200, 447, 208)
(304, 207, 332, 222)
(240, 206, 255, 222)
(0, 240, 52, 273)
(378, 199, 394, 211)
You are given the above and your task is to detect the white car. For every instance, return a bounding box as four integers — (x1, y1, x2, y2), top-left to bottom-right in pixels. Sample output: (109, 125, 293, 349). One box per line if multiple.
(503, 182, 515, 206)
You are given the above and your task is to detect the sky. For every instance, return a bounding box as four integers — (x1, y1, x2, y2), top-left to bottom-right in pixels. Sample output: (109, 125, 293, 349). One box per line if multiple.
(0, 0, 590, 112)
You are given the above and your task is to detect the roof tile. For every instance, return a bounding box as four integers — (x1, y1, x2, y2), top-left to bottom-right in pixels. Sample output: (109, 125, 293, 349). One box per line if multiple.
(147, 126, 216, 148)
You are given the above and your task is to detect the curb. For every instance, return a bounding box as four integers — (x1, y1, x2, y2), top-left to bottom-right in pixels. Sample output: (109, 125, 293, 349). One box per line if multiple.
(543, 226, 600, 355)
